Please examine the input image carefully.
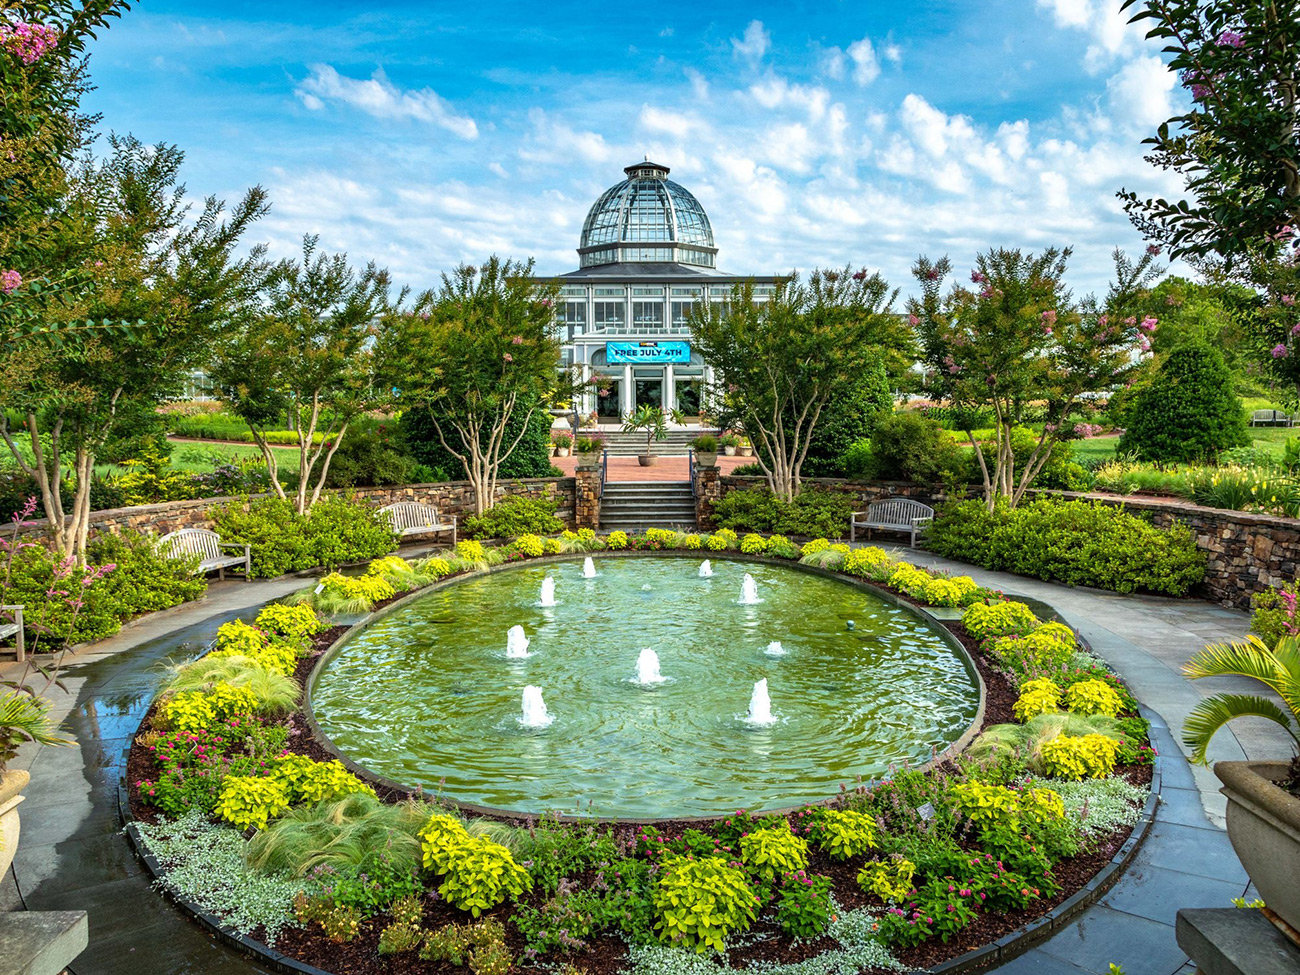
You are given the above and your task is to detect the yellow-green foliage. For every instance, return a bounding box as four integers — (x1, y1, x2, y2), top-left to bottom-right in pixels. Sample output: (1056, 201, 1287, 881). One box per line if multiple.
(543, 537, 561, 555)
(606, 531, 629, 550)
(801, 538, 831, 556)
(321, 572, 395, 606)
(738, 822, 809, 883)
(419, 557, 453, 579)
(888, 564, 933, 594)
(577, 528, 596, 542)
(160, 683, 260, 732)
(857, 856, 915, 903)
(740, 533, 767, 554)
(456, 540, 488, 563)
(843, 547, 891, 577)
(684, 534, 702, 549)
(950, 781, 1065, 824)
(274, 754, 376, 804)
(1064, 679, 1125, 717)
(990, 627, 1077, 674)
(653, 856, 760, 953)
(964, 600, 1040, 641)
(1013, 678, 1063, 722)
(644, 528, 679, 547)
(255, 603, 326, 640)
(808, 809, 877, 860)
(920, 575, 980, 608)
(215, 619, 270, 656)
(418, 814, 530, 917)
(705, 534, 729, 551)
(216, 774, 292, 830)
(1039, 733, 1120, 780)
(765, 534, 800, 559)
(831, 543, 850, 555)
(510, 534, 545, 557)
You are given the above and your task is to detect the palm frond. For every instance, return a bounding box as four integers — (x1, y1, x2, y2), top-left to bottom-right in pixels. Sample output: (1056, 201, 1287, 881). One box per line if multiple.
(1184, 636, 1288, 691)
(1182, 693, 1300, 766)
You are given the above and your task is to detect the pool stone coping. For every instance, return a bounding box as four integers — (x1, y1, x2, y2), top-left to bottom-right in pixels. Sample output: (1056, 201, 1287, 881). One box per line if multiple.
(300, 549, 988, 825)
(115, 549, 1161, 975)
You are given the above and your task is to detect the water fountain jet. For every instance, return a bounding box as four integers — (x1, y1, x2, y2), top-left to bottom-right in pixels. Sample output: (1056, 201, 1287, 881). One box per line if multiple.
(520, 685, 553, 728)
(634, 648, 666, 684)
(698, 560, 713, 577)
(746, 678, 776, 726)
(765, 641, 786, 656)
(539, 576, 557, 607)
(582, 557, 597, 578)
(739, 573, 761, 605)
(505, 625, 530, 659)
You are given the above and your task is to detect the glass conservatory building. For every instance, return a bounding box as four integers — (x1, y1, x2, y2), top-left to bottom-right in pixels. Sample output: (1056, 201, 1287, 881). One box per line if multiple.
(553, 161, 778, 425)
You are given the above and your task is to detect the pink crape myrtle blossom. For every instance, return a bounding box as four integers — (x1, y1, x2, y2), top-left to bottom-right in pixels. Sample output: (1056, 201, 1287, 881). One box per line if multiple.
(1281, 294, 1295, 306)
(1146, 244, 1162, 256)
(970, 270, 987, 285)
(1, 269, 20, 294)
(0, 21, 59, 65)
(1216, 29, 1245, 48)
(1139, 316, 1158, 333)
(1273, 343, 1289, 358)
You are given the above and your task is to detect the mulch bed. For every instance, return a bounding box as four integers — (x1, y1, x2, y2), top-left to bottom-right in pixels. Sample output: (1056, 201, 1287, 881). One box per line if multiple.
(125, 566, 1156, 975)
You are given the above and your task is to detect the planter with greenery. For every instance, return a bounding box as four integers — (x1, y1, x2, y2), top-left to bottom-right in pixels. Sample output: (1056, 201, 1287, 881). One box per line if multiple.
(1183, 632, 1300, 931)
(690, 434, 719, 468)
(552, 432, 572, 457)
(573, 433, 605, 467)
(719, 432, 741, 456)
(622, 405, 682, 467)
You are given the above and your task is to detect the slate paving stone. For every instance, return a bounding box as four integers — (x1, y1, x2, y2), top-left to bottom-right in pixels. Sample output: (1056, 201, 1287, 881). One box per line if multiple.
(78, 918, 277, 975)
(27, 735, 132, 775)
(1100, 863, 1247, 925)
(1132, 821, 1248, 885)
(1155, 785, 1217, 830)
(982, 948, 1092, 974)
(14, 799, 121, 848)
(14, 830, 145, 899)
(22, 874, 184, 934)
(1038, 905, 1192, 975)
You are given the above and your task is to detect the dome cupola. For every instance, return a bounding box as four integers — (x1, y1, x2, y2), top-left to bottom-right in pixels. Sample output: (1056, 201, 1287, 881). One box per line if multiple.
(577, 160, 717, 269)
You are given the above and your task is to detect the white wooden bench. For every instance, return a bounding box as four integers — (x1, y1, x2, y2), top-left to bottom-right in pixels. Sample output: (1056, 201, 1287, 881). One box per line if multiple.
(850, 497, 934, 547)
(1250, 409, 1295, 427)
(378, 502, 457, 545)
(157, 528, 252, 581)
(0, 605, 24, 662)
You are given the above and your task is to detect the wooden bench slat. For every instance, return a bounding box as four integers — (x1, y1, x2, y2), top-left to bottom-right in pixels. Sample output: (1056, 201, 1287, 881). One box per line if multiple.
(850, 497, 934, 547)
(157, 529, 251, 582)
(377, 502, 457, 544)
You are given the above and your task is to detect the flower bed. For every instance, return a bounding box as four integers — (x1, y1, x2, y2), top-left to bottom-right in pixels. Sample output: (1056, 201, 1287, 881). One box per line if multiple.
(125, 532, 1155, 975)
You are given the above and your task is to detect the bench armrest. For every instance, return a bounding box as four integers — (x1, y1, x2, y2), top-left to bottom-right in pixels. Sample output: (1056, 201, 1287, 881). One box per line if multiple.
(0, 604, 22, 620)
(913, 515, 934, 525)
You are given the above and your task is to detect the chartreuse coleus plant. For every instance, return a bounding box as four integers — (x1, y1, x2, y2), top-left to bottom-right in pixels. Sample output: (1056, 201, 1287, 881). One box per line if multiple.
(652, 855, 760, 952)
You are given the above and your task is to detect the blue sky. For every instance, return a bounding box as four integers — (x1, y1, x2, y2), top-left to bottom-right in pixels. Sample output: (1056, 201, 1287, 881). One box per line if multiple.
(81, 0, 1188, 296)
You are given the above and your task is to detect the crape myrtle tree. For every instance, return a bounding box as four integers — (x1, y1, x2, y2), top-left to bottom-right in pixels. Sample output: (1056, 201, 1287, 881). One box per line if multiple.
(375, 257, 572, 517)
(1118, 0, 1300, 266)
(0, 136, 268, 559)
(689, 267, 902, 501)
(0, 0, 133, 347)
(908, 247, 1158, 510)
(210, 235, 397, 515)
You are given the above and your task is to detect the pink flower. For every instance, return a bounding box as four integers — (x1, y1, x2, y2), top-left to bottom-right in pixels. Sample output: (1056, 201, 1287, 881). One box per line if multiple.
(0, 269, 20, 294)
(503, 353, 513, 362)
(1282, 295, 1295, 306)
(1146, 244, 1162, 256)
(1273, 343, 1289, 358)
(1041, 309, 1057, 326)
(1291, 323, 1300, 336)
(511, 335, 524, 344)
(1216, 29, 1244, 48)
(908, 314, 920, 326)
(1139, 316, 1158, 332)
(0, 22, 60, 65)
(970, 270, 987, 284)
(1140, 337, 1151, 352)
(852, 269, 867, 281)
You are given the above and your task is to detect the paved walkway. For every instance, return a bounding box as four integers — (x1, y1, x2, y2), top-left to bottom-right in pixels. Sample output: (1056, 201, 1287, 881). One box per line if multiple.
(552, 453, 752, 481)
(0, 556, 1283, 975)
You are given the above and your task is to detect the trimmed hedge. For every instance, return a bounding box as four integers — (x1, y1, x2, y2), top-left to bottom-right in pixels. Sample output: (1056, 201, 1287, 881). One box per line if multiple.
(925, 498, 1205, 595)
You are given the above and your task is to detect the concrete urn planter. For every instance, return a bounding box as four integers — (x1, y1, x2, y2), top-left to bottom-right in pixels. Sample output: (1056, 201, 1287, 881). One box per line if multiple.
(1215, 760, 1300, 931)
(694, 451, 718, 468)
(637, 455, 657, 467)
(0, 768, 29, 881)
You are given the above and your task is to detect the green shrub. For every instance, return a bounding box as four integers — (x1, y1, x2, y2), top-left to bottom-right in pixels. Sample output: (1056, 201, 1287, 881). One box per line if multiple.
(1250, 582, 1298, 649)
(418, 814, 531, 916)
(465, 494, 565, 539)
(254, 603, 327, 640)
(988, 623, 1077, 675)
(323, 423, 420, 488)
(738, 821, 809, 882)
(1118, 342, 1249, 462)
(857, 856, 915, 902)
(312, 850, 423, 917)
(975, 426, 1088, 492)
(1039, 733, 1120, 780)
(212, 496, 397, 578)
(963, 600, 1040, 641)
(378, 922, 422, 955)
(712, 488, 854, 538)
(652, 856, 759, 953)
(774, 870, 834, 938)
(804, 808, 877, 860)
(927, 498, 1206, 596)
(869, 412, 965, 483)
(798, 362, 894, 477)
(839, 439, 874, 479)
(402, 397, 555, 480)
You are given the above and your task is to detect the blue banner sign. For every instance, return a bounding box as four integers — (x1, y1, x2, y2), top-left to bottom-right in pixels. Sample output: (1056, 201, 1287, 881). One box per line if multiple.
(606, 341, 691, 364)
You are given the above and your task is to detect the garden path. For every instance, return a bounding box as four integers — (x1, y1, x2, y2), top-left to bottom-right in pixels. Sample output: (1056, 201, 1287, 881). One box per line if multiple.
(0, 554, 1275, 975)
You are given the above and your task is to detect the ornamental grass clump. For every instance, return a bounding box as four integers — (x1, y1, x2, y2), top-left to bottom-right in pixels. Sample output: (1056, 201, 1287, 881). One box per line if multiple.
(245, 792, 427, 877)
(164, 656, 300, 714)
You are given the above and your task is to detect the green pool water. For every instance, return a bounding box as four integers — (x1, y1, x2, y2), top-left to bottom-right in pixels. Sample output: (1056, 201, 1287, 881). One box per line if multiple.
(310, 556, 980, 819)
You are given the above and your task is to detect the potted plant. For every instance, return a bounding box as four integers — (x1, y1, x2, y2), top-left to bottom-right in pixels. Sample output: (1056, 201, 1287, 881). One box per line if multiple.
(1, 693, 66, 881)
(622, 405, 683, 467)
(738, 436, 754, 457)
(553, 432, 572, 457)
(1183, 633, 1300, 931)
(574, 433, 605, 466)
(690, 434, 719, 468)
(719, 432, 741, 456)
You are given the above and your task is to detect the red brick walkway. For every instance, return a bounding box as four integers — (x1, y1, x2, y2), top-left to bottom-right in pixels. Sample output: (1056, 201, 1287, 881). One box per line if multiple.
(551, 454, 754, 482)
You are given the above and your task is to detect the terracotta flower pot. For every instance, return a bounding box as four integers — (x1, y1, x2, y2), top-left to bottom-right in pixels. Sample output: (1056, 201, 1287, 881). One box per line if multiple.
(1215, 760, 1300, 932)
(0, 768, 30, 882)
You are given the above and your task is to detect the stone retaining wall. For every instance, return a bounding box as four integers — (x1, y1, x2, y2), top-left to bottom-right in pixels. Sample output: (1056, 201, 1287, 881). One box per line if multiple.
(712, 475, 1295, 609)
(14, 478, 578, 542)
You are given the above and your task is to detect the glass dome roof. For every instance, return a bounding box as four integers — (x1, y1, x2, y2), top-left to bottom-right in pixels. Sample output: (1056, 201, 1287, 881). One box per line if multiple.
(578, 162, 717, 268)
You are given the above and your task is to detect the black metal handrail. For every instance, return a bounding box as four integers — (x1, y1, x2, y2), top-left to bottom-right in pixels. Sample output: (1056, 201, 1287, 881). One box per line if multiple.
(598, 447, 608, 501)
(688, 448, 696, 498)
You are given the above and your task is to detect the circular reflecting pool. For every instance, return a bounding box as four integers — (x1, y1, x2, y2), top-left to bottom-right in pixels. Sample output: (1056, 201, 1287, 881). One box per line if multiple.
(310, 556, 980, 819)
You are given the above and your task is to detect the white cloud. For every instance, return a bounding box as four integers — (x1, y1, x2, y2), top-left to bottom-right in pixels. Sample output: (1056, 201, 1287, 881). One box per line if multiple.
(847, 36, 881, 85)
(732, 20, 770, 62)
(518, 109, 615, 165)
(1106, 54, 1176, 133)
(295, 65, 478, 139)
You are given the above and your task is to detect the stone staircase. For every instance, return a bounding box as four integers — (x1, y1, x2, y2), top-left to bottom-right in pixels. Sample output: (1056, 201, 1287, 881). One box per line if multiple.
(593, 429, 718, 457)
(599, 482, 698, 531)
